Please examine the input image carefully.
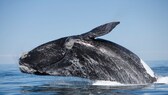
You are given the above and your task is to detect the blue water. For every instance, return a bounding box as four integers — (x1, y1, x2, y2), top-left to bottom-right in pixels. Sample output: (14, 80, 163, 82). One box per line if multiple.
(0, 61, 168, 95)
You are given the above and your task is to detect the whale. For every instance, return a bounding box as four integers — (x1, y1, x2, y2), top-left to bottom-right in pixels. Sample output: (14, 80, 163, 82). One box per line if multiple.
(19, 22, 156, 84)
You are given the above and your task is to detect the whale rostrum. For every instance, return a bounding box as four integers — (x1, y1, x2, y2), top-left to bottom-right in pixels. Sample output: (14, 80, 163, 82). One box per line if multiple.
(19, 22, 156, 84)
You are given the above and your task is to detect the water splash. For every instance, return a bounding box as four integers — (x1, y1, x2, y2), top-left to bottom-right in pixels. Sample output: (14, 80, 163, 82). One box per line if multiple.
(92, 80, 150, 87)
(155, 76, 168, 84)
(92, 80, 123, 86)
(92, 76, 168, 86)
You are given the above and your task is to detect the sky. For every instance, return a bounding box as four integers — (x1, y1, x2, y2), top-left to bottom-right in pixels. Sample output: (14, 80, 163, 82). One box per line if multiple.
(0, 0, 168, 64)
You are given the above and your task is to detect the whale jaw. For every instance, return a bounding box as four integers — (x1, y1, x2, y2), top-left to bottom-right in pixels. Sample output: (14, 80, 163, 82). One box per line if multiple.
(19, 64, 36, 74)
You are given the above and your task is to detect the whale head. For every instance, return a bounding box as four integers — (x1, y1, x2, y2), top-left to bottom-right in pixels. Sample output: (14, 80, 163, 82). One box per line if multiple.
(19, 37, 67, 75)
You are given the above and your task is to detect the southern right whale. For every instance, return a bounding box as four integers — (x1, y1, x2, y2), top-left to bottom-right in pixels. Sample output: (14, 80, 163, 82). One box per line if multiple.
(19, 21, 157, 84)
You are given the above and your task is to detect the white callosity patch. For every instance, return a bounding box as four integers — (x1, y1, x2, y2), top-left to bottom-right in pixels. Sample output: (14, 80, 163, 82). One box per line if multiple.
(19, 65, 36, 73)
(140, 59, 155, 77)
(65, 39, 75, 49)
(20, 52, 28, 59)
(65, 38, 80, 49)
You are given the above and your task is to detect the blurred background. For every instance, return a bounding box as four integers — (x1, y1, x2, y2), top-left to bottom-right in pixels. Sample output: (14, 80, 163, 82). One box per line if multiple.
(0, 0, 168, 64)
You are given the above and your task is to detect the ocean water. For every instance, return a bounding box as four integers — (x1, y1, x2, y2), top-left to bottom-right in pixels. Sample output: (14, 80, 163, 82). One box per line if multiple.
(0, 61, 168, 95)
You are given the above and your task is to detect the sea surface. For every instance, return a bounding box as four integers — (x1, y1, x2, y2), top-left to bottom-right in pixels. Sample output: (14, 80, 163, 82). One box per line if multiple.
(0, 61, 168, 95)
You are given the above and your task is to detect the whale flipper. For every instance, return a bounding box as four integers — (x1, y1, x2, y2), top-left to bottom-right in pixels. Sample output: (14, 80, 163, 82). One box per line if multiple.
(81, 22, 120, 39)
(64, 22, 120, 49)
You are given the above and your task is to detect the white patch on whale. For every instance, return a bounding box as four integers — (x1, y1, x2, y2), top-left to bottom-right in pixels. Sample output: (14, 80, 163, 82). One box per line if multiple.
(65, 38, 77, 49)
(20, 52, 28, 59)
(99, 47, 121, 59)
(19, 65, 36, 73)
(77, 41, 94, 47)
(140, 59, 155, 77)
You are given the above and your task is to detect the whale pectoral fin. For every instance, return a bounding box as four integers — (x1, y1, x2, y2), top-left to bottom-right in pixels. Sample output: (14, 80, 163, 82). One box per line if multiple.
(45, 52, 73, 72)
(81, 21, 120, 39)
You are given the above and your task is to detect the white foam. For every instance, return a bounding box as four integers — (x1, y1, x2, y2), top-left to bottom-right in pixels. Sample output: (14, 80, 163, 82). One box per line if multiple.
(92, 80, 149, 86)
(92, 76, 168, 86)
(140, 59, 155, 77)
(155, 76, 168, 84)
(92, 80, 123, 86)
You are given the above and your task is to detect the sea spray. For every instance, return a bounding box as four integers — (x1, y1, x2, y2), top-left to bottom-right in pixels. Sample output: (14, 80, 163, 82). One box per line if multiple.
(155, 76, 168, 84)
